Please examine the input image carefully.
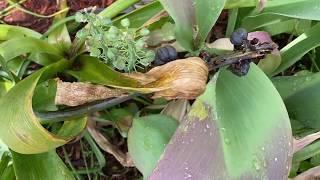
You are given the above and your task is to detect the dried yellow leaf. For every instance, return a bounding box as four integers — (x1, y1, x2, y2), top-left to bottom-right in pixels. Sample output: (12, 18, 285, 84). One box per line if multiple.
(55, 80, 126, 106)
(128, 57, 209, 99)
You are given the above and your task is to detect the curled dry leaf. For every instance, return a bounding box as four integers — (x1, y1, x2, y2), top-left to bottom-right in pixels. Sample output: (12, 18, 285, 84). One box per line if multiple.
(55, 80, 126, 106)
(127, 57, 209, 100)
(56, 57, 208, 106)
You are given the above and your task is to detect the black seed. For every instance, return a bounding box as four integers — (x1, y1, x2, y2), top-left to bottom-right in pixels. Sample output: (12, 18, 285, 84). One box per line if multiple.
(157, 47, 169, 62)
(165, 46, 178, 61)
(154, 45, 178, 65)
(229, 60, 251, 76)
(230, 28, 248, 46)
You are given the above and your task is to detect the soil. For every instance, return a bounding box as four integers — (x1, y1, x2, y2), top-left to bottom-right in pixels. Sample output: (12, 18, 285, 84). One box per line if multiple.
(0, 0, 113, 33)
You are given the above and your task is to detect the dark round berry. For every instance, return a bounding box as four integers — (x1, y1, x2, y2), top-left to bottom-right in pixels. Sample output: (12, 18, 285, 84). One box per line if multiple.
(230, 28, 248, 46)
(229, 60, 251, 76)
(154, 45, 178, 65)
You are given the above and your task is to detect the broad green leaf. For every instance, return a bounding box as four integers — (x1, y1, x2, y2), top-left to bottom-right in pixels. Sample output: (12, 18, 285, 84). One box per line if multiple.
(273, 73, 320, 128)
(12, 150, 74, 180)
(159, 0, 195, 51)
(128, 114, 178, 178)
(0, 37, 63, 62)
(68, 55, 141, 87)
(29, 53, 62, 66)
(242, 14, 312, 35)
(33, 79, 58, 112)
(272, 23, 320, 76)
(0, 60, 86, 154)
(242, 14, 291, 32)
(256, 0, 320, 21)
(150, 64, 292, 179)
(258, 54, 282, 75)
(194, 0, 226, 47)
(48, 0, 72, 52)
(225, 0, 311, 9)
(0, 25, 41, 41)
(113, 1, 163, 28)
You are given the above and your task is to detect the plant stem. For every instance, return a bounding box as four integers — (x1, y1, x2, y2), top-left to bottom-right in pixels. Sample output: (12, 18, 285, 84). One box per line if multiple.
(98, 0, 141, 19)
(37, 93, 139, 123)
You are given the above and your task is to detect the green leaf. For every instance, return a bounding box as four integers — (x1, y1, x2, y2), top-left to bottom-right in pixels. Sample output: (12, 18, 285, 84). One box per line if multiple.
(0, 164, 15, 180)
(194, 0, 226, 47)
(273, 73, 320, 128)
(0, 60, 86, 154)
(113, 1, 163, 28)
(48, 0, 72, 52)
(159, 0, 195, 51)
(68, 55, 141, 87)
(224, 0, 256, 9)
(225, 0, 312, 9)
(0, 37, 63, 62)
(33, 79, 58, 112)
(98, 0, 140, 19)
(0, 25, 41, 41)
(256, 0, 320, 21)
(150, 64, 292, 179)
(0, 81, 13, 99)
(12, 150, 74, 180)
(0, 152, 11, 177)
(272, 23, 320, 76)
(128, 114, 178, 178)
(293, 140, 320, 164)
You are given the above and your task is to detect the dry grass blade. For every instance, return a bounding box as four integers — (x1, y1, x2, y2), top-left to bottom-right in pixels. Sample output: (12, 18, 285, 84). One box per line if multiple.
(87, 119, 134, 167)
(293, 131, 320, 153)
(294, 166, 320, 180)
(161, 99, 189, 122)
(142, 10, 168, 27)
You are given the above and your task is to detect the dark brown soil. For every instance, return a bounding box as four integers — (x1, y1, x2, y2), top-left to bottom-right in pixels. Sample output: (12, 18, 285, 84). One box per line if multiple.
(0, 0, 113, 33)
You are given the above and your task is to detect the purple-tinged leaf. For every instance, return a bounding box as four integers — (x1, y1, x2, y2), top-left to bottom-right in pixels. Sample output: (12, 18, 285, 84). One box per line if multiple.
(149, 64, 292, 179)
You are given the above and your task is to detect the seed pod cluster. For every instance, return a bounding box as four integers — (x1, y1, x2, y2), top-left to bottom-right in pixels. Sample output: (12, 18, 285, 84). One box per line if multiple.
(229, 28, 250, 76)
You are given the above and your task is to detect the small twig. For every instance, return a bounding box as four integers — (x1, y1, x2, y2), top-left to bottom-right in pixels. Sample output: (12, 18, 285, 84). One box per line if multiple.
(207, 42, 276, 71)
(87, 119, 135, 167)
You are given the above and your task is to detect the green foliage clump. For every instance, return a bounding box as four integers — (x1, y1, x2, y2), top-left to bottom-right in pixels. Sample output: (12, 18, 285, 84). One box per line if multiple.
(75, 12, 155, 72)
